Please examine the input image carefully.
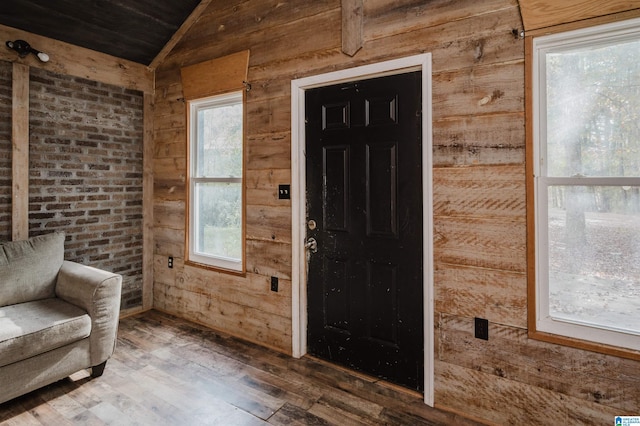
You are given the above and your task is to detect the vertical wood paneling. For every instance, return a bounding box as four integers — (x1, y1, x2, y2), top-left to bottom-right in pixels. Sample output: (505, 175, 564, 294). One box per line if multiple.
(342, 0, 364, 56)
(11, 62, 29, 241)
(142, 93, 155, 311)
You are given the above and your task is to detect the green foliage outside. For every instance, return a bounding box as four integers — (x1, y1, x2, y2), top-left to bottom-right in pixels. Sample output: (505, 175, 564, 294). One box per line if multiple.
(194, 98, 243, 260)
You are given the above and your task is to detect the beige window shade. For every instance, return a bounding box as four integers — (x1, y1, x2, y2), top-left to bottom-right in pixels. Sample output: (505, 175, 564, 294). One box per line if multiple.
(180, 50, 250, 100)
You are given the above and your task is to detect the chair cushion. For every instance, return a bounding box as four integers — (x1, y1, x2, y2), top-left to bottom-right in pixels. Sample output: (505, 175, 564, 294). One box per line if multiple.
(0, 232, 65, 307)
(0, 298, 91, 368)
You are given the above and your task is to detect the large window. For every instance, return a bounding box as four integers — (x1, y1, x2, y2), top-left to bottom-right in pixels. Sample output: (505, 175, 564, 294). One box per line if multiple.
(187, 91, 244, 272)
(532, 18, 640, 353)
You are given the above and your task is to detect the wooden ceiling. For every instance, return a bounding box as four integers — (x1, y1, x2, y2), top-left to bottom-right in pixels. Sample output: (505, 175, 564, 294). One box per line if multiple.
(0, 0, 202, 65)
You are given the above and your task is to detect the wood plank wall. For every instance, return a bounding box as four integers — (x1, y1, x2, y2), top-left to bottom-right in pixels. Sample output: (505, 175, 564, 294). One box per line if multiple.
(519, 0, 640, 31)
(11, 63, 29, 240)
(152, 0, 640, 423)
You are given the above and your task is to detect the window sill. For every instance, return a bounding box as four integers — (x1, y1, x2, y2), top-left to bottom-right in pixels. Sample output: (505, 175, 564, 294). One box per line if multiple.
(527, 328, 640, 361)
(184, 259, 246, 277)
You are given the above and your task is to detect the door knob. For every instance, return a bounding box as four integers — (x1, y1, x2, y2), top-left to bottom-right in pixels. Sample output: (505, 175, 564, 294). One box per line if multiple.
(305, 237, 318, 253)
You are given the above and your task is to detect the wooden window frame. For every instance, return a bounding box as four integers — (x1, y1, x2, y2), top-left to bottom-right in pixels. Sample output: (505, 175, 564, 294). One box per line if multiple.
(184, 91, 247, 275)
(180, 50, 250, 276)
(526, 15, 640, 360)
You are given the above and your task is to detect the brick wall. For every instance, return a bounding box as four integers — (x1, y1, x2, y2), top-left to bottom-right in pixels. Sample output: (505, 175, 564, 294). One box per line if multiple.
(29, 67, 144, 310)
(0, 61, 11, 242)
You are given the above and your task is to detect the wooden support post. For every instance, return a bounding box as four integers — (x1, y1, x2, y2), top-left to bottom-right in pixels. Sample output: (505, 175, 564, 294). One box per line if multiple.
(341, 0, 364, 57)
(12, 63, 29, 241)
(142, 92, 155, 310)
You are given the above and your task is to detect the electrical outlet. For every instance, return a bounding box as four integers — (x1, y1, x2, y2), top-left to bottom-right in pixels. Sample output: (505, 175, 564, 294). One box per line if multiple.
(270, 276, 278, 292)
(168, 256, 173, 269)
(474, 317, 489, 340)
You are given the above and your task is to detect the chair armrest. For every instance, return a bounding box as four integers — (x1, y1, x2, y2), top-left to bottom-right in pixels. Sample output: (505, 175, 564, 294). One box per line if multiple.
(56, 260, 122, 366)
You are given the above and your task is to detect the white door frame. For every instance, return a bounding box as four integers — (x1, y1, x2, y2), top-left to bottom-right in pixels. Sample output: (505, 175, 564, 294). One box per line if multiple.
(290, 53, 434, 406)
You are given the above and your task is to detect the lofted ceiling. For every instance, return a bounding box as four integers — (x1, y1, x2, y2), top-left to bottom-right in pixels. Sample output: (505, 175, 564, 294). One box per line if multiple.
(0, 0, 202, 66)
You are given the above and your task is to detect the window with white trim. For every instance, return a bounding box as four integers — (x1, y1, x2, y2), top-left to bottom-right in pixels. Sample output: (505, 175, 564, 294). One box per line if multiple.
(532, 18, 640, 352)
(187, 91, 244, 272)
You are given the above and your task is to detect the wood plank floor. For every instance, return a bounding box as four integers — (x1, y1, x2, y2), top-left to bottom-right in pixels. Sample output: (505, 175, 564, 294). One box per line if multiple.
(0, 310, 482, 425)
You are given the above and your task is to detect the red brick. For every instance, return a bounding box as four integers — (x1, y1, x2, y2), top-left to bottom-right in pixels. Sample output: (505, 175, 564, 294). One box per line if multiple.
(26, 67, 144, 310)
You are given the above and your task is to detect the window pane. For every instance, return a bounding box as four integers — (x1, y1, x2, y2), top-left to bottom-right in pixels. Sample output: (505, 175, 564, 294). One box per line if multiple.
(196, 102, 242, 177)
(546, 40, 640, 178)
(547, 185, 640, 333)
(194, 182, 242, 260)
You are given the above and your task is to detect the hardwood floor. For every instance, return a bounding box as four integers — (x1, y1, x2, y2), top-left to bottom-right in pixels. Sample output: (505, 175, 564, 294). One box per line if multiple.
(0, 311, 482, 425)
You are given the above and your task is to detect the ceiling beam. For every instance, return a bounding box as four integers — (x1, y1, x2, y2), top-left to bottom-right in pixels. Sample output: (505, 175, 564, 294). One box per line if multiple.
(149, 0, 214, 70)
(0, 23, 153, 93)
